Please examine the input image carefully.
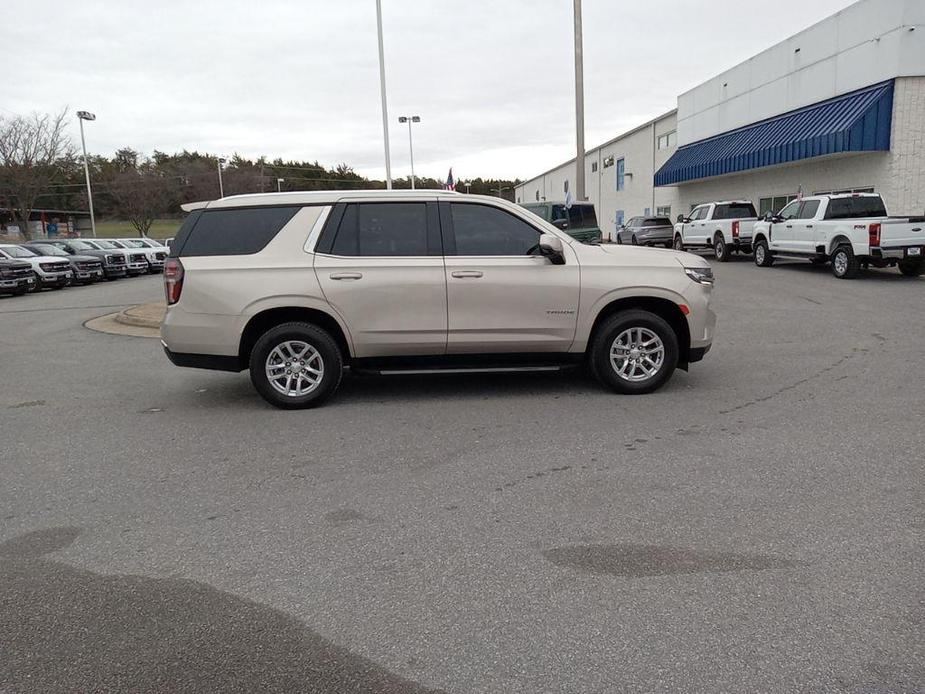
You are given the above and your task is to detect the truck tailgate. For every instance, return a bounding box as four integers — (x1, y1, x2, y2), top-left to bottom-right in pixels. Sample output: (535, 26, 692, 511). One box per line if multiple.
(880, 218, 925, 248)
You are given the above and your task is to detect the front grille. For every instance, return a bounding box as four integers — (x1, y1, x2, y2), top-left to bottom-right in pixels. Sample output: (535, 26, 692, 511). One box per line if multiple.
(107, 254, 125, 266)
(155, 252, 166, 260)
(40, 262, 70, 272)
(77, 261, 101, 271)
(1, 266, 31, 280)
(130, 254, 146, 264)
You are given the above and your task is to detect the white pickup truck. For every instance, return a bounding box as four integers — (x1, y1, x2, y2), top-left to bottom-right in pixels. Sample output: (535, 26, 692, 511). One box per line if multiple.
(751, 193, 925, 279)
(673, 201, 759, 262)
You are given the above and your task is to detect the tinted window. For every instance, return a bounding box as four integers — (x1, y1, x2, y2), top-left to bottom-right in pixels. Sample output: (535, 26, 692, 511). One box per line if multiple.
(178, 206, 299, 257)
(824, 196, 887, 220)
(568, 205, 583, 228)
(714, 203, 757, 220)
(551, 205, 568, 224)
(643, 217, 671, 227)
(579, 204, 598, 228)
(451, 204, 541, 256)
(797, 200, 820, 219)
(331, 203, 427, 256)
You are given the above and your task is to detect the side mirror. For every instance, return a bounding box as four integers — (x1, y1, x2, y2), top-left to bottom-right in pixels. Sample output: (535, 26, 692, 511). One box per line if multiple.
(677, 214, 685, 223)
(539, 233, 566, 265)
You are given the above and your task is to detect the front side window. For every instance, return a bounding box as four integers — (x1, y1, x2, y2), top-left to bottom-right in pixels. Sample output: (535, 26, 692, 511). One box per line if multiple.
(450, 203, 541, 256)
(551, 205, 568, 225)
(778, 200, 801, 220)
(332, 203, 428, 256)
(689, 207, 706, 221)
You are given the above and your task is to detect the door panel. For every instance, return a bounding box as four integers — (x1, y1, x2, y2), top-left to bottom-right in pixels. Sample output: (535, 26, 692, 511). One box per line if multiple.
(442, 201, 579, 354)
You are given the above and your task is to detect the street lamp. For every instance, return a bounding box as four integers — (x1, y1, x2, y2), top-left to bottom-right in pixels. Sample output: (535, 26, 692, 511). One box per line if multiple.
(217, 157, 227, 198)
(76, 111, 97, 238)
(277, 178, 284, 192)
(398, 115, 421, 189)
(464, 181, 472, 194)
(495, 185, 511, 199)
(376, 0, 392, 189)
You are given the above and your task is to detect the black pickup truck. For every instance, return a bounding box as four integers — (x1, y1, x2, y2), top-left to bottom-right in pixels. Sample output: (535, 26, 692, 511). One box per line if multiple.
(0, 259, 36, 295)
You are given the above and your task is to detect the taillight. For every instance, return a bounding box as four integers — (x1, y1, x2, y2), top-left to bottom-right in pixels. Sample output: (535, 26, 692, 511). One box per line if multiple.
(868, 222, 881, 247)
(732, 220, 740, 238)
(164, 258, 184, 305)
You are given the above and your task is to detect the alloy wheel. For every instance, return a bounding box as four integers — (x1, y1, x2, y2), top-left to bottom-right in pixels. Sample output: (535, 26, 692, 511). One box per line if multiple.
(265, 340, 324, 397)
(609, 327, 665, 382)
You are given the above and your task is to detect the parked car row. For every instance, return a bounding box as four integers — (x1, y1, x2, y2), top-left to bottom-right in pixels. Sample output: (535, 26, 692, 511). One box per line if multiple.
(0, 237, 169, 296)
(614, 193, 922, 279)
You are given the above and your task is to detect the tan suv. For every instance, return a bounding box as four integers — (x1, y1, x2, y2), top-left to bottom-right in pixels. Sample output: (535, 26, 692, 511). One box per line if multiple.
(162, 190, 716, 408)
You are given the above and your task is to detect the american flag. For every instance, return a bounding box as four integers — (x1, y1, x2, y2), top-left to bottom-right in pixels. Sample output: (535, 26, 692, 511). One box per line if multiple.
(444, 168, 455, 191)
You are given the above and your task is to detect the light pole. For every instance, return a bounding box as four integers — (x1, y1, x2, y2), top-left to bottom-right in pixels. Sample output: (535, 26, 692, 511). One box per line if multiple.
(376, 0, 392, 189)
(397, 115, 420, 189)
(76, 111, 97, 238)
(464, 181, 472, 194)
(217, 157, 226, 198)
(277, 178, 284, 192)
(495, 186, 510, 199)
(573, 0, 586, 201)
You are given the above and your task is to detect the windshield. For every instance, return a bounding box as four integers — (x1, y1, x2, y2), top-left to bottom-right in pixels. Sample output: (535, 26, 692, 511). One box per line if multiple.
(93, 240, 119, 249)
(29, 244, 67, 257)
(68, 240, 95, 251)
(1, 246, 36, 258)
(120, 240, 146, 248)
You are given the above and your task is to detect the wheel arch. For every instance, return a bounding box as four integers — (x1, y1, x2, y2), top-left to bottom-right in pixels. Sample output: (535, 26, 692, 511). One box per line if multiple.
(239, 305, 353, 366)
(587, 295, 691, 368)
(828, 235, 851, 255)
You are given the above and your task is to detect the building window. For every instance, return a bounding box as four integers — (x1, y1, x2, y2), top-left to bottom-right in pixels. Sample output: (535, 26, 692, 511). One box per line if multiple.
(535, 190, 540, 201)
(759, 195, 798, 216)
(615, 209, 624, 227)
(602, 155, 614, 168)
(564, 180, 569, 193)
(591, 161, 598, 173)
(657, 131, 677, 150)
(616, 158, 625, 191)
(812, 186, 875, 195)
(656, 205, 671, 218)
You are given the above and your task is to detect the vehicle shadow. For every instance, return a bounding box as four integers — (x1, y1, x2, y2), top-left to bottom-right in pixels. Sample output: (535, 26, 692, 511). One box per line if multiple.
(0, 527, 444, 694)
(768, 260, 922, 282)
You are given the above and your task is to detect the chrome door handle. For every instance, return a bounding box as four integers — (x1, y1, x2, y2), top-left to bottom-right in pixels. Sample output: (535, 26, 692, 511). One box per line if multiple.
(451, 270, 483, 278)
(330, 272, 362, 280)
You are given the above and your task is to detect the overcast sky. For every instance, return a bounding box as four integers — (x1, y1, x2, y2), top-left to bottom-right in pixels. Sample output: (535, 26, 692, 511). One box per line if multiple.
(9, 0, 853, 182)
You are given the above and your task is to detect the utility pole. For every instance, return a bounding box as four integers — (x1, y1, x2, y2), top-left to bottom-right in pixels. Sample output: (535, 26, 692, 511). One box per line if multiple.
(573, 0, 586, 201)
(217, 157, 226, 198)
(376, 0, 393, 189)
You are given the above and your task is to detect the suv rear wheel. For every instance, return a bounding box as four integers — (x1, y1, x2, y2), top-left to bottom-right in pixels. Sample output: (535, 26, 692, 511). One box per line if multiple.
(590, 310, 679, 394)
(249, 322, 343, 409)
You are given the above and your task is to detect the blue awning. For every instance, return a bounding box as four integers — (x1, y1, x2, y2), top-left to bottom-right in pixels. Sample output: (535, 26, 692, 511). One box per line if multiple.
(655, 80, 894, 186)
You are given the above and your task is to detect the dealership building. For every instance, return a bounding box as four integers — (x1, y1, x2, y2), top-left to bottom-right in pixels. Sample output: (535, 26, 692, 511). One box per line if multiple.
(515, 0, 925, 238)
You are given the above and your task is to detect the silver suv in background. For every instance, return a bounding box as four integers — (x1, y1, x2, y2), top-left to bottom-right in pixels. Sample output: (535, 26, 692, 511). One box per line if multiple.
(616, 216, 675, 247)
(162, 191, 716, 409)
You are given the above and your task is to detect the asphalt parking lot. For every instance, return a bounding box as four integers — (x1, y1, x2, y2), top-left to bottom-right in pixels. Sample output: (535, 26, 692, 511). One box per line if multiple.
(1, 258, 922, 693)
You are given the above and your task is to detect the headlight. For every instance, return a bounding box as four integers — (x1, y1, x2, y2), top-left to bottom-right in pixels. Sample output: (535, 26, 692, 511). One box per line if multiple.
(685, 267, 714, 285)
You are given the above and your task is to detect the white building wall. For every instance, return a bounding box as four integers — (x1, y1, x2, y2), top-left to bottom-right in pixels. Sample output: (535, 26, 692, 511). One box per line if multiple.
(677, 0, 925, 145)
(668, 75, 925, 216)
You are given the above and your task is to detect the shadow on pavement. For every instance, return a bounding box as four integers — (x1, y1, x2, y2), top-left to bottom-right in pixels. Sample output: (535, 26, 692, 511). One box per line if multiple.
(0, 527, 443, 694)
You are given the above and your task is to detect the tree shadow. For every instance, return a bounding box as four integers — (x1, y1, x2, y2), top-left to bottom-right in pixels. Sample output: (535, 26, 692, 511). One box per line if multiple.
(0, 527, 443, 693)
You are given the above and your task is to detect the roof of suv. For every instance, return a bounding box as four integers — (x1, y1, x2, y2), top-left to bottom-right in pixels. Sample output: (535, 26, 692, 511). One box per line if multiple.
(181, 189, 463, 212)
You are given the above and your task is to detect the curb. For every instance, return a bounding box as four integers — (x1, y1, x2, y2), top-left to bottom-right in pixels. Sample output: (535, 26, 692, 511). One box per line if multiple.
(114, 302, 165, 329)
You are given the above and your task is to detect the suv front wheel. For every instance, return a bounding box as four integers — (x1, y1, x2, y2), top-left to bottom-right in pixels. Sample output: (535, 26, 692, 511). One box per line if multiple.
(589, 310, 679, 394)
(249, 322, 343, 409)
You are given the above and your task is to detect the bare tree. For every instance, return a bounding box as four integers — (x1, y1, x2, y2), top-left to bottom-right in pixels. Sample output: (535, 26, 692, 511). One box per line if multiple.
(0, 110, 74, 239)
(105, 165, 176, 237)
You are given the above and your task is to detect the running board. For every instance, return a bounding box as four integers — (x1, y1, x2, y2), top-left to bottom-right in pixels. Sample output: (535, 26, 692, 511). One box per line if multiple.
(372, 365, 564, 376)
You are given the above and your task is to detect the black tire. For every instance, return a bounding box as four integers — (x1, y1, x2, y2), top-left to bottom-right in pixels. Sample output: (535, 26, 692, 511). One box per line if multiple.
(831, 244, 860, 279)
(589, 310, 679, 395)
(713, 234, 731, 262)
(898, 259, 924, 277)
(753, 239, 774, 267)
(249, 322, 343, 409)
(673, 235, 684, 251)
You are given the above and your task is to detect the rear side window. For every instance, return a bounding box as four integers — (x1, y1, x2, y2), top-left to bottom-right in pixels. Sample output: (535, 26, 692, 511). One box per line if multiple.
(331, 203, 428, 256)
(824, 196, 887, 219)
(176, 206, 299, 257)
(580, 204, 598, 228)
(797, 200, 820, 219)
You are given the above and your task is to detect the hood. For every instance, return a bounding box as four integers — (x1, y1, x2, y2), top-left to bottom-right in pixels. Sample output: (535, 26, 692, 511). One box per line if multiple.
(69, 254, 102, 263)
(592, 243, 711, 268)
(28, 255, 72, 264)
